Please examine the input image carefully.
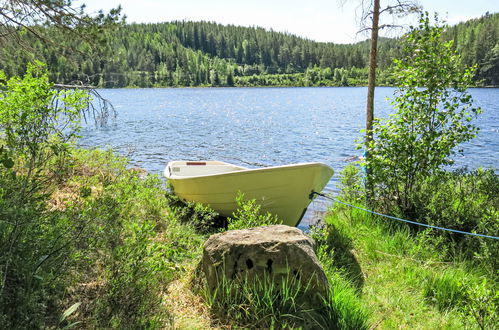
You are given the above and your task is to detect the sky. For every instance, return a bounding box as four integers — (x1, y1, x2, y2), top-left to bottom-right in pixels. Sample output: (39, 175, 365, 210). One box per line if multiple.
(78, 0, 499, 44)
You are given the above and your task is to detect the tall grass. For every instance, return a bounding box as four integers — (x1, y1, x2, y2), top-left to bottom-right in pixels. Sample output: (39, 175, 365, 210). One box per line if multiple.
(203, 271, 368, 329)
(311, 164, 498, 329)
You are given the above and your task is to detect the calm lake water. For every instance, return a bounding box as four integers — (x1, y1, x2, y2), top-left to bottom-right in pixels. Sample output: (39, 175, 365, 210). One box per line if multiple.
(80, 87, 499, 228)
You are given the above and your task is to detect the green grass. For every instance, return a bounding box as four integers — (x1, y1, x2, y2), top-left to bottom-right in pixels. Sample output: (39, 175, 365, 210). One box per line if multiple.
(2, 146, 496, 329)
(312, 204, 498, 329)
(202, 270, 368, 330)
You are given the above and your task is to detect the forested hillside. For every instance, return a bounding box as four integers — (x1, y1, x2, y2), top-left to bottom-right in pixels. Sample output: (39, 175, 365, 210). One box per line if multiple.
(0, 12, 497, 87)
(445, 12, 499, 85)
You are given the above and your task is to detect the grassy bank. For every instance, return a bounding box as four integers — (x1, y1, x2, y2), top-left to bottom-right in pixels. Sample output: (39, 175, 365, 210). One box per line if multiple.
(1, 147, 497, 328)
(314, 205, 497, 329)
(0, 148, 206, 328)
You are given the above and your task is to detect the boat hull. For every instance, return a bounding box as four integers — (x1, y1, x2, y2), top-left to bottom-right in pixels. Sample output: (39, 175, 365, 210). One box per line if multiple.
(165, 162, 333, 226)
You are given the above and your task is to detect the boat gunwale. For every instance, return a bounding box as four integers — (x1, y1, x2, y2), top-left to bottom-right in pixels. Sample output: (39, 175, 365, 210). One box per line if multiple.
(164, 161, 332, 180)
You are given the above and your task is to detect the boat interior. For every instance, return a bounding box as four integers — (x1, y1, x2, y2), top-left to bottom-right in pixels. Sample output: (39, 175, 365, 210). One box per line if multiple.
(166, 161, 247, 178)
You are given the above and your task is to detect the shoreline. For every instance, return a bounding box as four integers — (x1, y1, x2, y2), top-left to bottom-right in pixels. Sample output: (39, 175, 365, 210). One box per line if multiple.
(86, 84, 498, 90)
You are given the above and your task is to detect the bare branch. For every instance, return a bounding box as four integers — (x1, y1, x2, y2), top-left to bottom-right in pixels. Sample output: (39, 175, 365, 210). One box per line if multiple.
(353, 0, 421, 37)
(379, 23, 405, 30)
(0, 0, 123, 47)
(52, 84, 117, 126)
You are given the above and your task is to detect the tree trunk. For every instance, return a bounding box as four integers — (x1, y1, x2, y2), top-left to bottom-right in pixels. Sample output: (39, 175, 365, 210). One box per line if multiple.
(365, 0, 380, 199)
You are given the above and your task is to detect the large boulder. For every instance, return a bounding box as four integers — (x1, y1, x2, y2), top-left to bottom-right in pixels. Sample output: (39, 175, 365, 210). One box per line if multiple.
(201, 225, 328, 297)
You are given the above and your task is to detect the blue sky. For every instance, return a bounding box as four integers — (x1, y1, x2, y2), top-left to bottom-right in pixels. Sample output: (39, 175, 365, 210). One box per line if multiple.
(79, 0, 498, 44)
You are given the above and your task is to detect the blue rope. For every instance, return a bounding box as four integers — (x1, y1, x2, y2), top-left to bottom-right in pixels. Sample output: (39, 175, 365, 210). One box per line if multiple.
(311, 192, 499, 240)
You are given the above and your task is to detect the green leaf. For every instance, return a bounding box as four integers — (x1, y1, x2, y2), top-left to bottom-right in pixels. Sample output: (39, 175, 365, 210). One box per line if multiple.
(60, 302, 81, 322)
(1, 157, 14, 168)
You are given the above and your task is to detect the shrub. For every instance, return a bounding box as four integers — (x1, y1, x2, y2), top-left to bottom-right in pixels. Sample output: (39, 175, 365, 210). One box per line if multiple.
(410, 168, 498, 268)
(0, 63, 88, 328)
(366, 13, 481, 216)
(165, 192, 224, 234)
(337, 164, 365, 204)
(460, 279, 499, 330)
(62, 150, 201, 328)
(422, 270, 498, 329)
(227, 192, 281, 230)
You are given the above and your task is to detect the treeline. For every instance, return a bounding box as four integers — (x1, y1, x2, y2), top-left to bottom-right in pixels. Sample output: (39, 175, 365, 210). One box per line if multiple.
(0, 21, 386, 87)
(0, 13, 497, 87)
(445, 12, 499, 85)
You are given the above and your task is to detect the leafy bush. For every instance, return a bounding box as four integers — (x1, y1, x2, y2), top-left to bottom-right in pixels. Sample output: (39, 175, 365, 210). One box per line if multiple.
(366, 13, 481, 216)
(0, 62, 87, 174)
(352, 13, 497, 269)
(422, 270, 498, 329)
(165, 192, 224, 234)
(55, 149, 209, 328)
(81, 173, 175, 328)
(227, 192, 281, 230)
(411, 168, 498, 268)
(0, 63, 89, 328)
(0, 62, 203, 327)
(338, 161, 498, 267)
(337, 164, 365, 204)
(460, 279, 499, 330)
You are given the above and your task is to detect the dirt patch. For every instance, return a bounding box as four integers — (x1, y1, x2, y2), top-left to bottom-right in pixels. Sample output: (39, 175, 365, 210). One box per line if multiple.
(164, 267, 216, 329)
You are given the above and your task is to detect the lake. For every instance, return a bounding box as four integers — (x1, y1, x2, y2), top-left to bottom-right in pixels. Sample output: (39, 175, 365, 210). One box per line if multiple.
(80, 87, 499, 228)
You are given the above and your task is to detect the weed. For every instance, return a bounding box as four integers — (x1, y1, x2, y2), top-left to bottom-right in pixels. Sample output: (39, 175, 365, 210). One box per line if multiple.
(227, 192, 281, 230)
(203, 270, 368, 329)
(165, 192, 224, 234)
(422, 269, 468, 311)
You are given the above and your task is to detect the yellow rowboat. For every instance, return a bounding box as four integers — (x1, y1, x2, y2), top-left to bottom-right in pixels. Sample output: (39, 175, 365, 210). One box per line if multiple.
(164, 161, 333, 227)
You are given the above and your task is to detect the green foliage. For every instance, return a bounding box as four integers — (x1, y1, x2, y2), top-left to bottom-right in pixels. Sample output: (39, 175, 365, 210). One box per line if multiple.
(204, 271, 368, 329)
(0, 62, 87, 171)
(0, 65, 205, 327)
(3, 13, 498, 87)
(460, 279, 499, 330)
(367, 12, 482, 216)
(80, 171, 175, 328)
(165, 192, 223, 234)
(227, 193, 281, 230)
(322, 166, 498, 329)
(342, 156, 497, 269)
(0, 171, 56, 328)
(337, 164, 365, 204)
(411, 169, 498, 269)
(422, 270, 498, 329)
(0, 64, 89, 328)
(0, 20, 386, 87)
(444, 12, 499, 85)
(0, 0, 122, 45)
